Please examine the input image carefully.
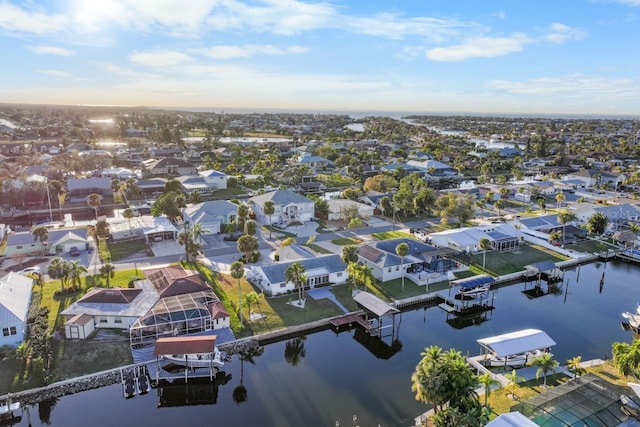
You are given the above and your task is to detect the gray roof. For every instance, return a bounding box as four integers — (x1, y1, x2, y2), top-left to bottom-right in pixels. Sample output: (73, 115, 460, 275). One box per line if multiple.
(485, 412, 538, 427)
(353, 291, 399, 317)
(0, 272, 33, 325)
(525, 260, 558, 273)
(184, 200, 238, 223)
(259, 255, 346, 284)
(250, 189, 313, 206)
(274, 244, 314, 262)
(374, 238, 439, 257)
(593, 204, 640, 219)
(519, 215, 559, 229)
(67, 177, 111, 191)
(6, 227, 88, 247)
(62, 280, 158, 318)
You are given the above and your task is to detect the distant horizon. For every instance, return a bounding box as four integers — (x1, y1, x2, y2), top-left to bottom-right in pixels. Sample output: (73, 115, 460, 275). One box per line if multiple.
(2, 101, 640, 121)
(2, 1, 640, 116)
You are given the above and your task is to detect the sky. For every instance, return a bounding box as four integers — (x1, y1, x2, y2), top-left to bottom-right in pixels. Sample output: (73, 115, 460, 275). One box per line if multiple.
(1, 0, 640, 116)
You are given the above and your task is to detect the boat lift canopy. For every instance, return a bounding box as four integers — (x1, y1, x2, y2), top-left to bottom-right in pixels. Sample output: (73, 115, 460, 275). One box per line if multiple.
(477, 328, 555, 358)
(153, 335, 217, 356)
(451, 274, 494, 290)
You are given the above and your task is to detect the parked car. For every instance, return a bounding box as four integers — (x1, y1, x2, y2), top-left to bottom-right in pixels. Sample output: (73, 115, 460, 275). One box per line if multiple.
(69, 247, 80, 256)
(18, 266, 40, 275)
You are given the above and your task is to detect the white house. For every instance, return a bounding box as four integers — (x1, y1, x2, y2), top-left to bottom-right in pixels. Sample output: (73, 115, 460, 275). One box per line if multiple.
(0, 272, 34, 347)
(182, 200, 238, 235)
(326, 199, 374, 221)
(198, 169, 228, 190)
(249, 189, 315, 228)
(251, 254, 347, 296)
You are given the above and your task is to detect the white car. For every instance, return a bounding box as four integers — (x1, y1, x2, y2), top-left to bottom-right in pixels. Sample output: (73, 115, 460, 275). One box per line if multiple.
(18, 266, 40, 275)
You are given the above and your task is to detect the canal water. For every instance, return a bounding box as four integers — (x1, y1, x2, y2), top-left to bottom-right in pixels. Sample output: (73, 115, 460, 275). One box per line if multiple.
(9, 260, 640, 427)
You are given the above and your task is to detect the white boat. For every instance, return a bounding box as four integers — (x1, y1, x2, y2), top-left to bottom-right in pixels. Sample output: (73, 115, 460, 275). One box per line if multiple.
(485, 349, 553, 367)
(623, 310, 640, 331)
(456, 282, 491, 299)
(163, 347, 227, 369)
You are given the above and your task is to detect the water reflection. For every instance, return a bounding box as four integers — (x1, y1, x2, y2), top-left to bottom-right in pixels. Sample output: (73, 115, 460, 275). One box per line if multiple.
(284, 337, 306, 366)
(157, 371, 232, 407)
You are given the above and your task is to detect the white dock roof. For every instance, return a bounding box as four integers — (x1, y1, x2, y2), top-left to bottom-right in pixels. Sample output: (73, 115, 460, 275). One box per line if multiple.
(477, 328, 555, 357)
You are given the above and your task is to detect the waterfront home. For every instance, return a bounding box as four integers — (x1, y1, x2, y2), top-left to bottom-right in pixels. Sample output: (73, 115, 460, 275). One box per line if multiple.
(249, 190, 315, 228)
(251, 254, 347, 296)
(429, 223, 519, 253)
(66, 177, 112, 202)
(358, 238, 458, 285)
(565, 168, 625, 189)
(198, 169, 228, 190)
(176, 176, 219, 195)
(144, 157, 197, 176)
(107, 214, 177, 242)
(3, 227, 89, 257)
(575, 203, 640, 232)
(182, 200, 238, 235)
(0, 272, 33, 347)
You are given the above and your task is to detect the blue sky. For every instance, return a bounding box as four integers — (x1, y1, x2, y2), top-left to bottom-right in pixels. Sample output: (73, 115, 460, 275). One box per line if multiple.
(1, 0, 640, 115)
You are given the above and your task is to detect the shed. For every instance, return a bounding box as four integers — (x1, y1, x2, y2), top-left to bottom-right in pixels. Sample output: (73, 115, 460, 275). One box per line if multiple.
(478, 328, 556, 358)
(64, 313, 95, 340)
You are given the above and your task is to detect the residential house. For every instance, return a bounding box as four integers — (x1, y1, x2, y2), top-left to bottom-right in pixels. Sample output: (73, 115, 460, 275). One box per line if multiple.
(296, 153, 333, 172)
(145, 158, 197, 176)
(108, 214, 177, 242)
(249, 190, 315, 228)
(198, 170, 228, 190)
(575, 203, 640, 231)
(136, 178, 167, 196)
(67, 177, 112, 202)
(326, 198, 374, 221)
(251, 254, 347, 296)
(0, 272, 33, 347)
(565, 169, 625, 189)
(429, 224, 520, 253)
(182, 200, 238, 234)
(177, 176, 219, 195)
(3, 227, 89, 257)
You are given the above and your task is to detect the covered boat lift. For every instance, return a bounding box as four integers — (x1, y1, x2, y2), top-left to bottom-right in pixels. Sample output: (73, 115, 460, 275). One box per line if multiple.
(153, 335, 219, 383)
(477, 328, 556, 365)
(353, 291, 399, 340)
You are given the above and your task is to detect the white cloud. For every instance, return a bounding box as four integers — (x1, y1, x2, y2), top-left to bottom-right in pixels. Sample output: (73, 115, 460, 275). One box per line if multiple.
(348, 13, 477, 42)
(195, 44, 308, 59)
(544, 23, 586, 44)
(30, 45, 75, 56)
(427, 34, 532, 61)
(129, 51, 192, 67)
(487, 75, 640, 97)
(614, 0, 640, 5)
(40, 70, 70, 77)
(104, 64, 159, 79)
(0, 2, 69, 34)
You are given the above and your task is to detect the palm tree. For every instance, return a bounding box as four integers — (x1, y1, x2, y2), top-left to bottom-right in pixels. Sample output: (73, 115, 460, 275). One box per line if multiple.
(566, 356, 585, 379)
(532, 353, 559, 388)
(549, 230, 562, 245)
(494, 199, 505, 217)
(475, 200, 486, 219)
(67, 260, 87, 289)
(191, 222, 208, 245)
(32, 226, 49, 256)
(100, 263, 115, 287)
(237, 203, 249, 232)
(558, 209, 577, 246)
(504, 369, 525, 399)
(87, 193, 102, 219)
(555, 192, 566, 209)
(243, 291, 263, 321)
(237, 235, 259, 264)
(612, 340, 640, 378)
(478, 372, 500, 407)
(341, 245, 359, 265)
(177, 230, 194, 262)
(264, 200, 275, 239)
(230, 261, 245, 325)
(395, 242, 409, 291)
(285, 261, 307, 305)
(122, 208, 135, 240)
(47, 257, 68, 290)
(478, 238, 491, 271)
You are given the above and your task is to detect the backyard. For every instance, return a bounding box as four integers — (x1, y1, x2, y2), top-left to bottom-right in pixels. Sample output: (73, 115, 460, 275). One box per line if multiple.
(470, 244, 571, 276)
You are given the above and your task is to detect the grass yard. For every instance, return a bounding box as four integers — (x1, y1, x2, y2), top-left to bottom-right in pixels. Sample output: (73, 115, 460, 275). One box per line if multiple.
(373, 277, 451, 300)
(371, 231, 414, 240)
(487, 373, 572, 417)
(566, 239, 617, 254)
(106, 239, 149, 261)
(331, 237, 363, 245)
(470, 244, 570, 276)
(305, 244, 332, 254)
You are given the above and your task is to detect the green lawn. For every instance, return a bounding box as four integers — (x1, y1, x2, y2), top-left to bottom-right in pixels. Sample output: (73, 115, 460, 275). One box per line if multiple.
(470, 244, 570, 276)
(372, 277, 451, 300)
(566, 239, 617, 254)
(107, 240, 149, 261)
(371, 231, 414, 240)
(331, 237, 363, 245)
(306, 244, 332, 254)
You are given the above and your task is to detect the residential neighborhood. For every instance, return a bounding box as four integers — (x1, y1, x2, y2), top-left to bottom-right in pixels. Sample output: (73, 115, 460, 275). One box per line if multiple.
(3, 105, 640, 425)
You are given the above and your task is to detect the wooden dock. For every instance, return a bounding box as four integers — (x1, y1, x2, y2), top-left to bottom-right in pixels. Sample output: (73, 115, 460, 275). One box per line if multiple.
(330, 313, 369, 329)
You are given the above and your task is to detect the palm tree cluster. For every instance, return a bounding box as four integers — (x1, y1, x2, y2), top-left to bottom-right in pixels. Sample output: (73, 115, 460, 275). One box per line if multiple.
(47, 257, 87, 293)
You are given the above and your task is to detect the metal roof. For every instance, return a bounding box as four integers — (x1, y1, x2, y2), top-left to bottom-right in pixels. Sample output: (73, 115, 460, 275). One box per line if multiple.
(477, 328, 556, 358)
(353, 291, 399, 318)
(153, 335, 217, 356)
(0, 273, 33, 325)
(525, 260, 558, 273)
(485, 412, 539, 427)
(452, 274, 494, 290)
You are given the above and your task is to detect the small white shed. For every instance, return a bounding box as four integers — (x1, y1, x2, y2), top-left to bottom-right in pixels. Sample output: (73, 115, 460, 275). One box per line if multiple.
(64, 313, 95, 340)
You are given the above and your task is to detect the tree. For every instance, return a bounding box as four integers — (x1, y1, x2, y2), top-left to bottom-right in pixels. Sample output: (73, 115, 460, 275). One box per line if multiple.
(87, 193, 102, 219)
(566, 356, 585, 379)
(164, 179, 182, 193)
(395, 242, 409, 291)
(532, 353, 559, 388)
(264, 200, 275, 239)
(47, 257, 68, 290)
(314, 198, 329, 217)
(191, 222, 208, 244)
(188, 190, 202, 204)
(504, 369, 525, 399)
(151, 191, 181, 220)
(237, 203, 249, 232)
(243, 291, 263, 321)
(67, 260, 87, 289)
(178, 229, 202, 262)
(494, 199, 505, 217)
(435, 193, 475, 227)
(587, 212, 609, 235)
(244, 219, 257, 236)
(558, 209, 577, 246)
(612, 340, 640, 378)
(555, 192, 566, 209)
(285, 261, 307, 305)
(363, 174, 398, 193)
(478, 372, 500, 407)
(32, 226, 49, 256)
(341, 245, 359, 265)
(411, 346, 480, 416)
(230, 261, 245, 325)
(281, 237, 296, 247)
(537, 197, 546, 212)
(478, 238, 492, 271)
(237, 234, 259, 264)
(475, 200, 486, 219)
(100, 263, 115, 288)
(549, 230, 562, 245)
(122, 208, 135, 240)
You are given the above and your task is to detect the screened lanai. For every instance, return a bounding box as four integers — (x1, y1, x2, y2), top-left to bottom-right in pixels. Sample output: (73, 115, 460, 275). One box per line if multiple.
(129, 290, 220, 347)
